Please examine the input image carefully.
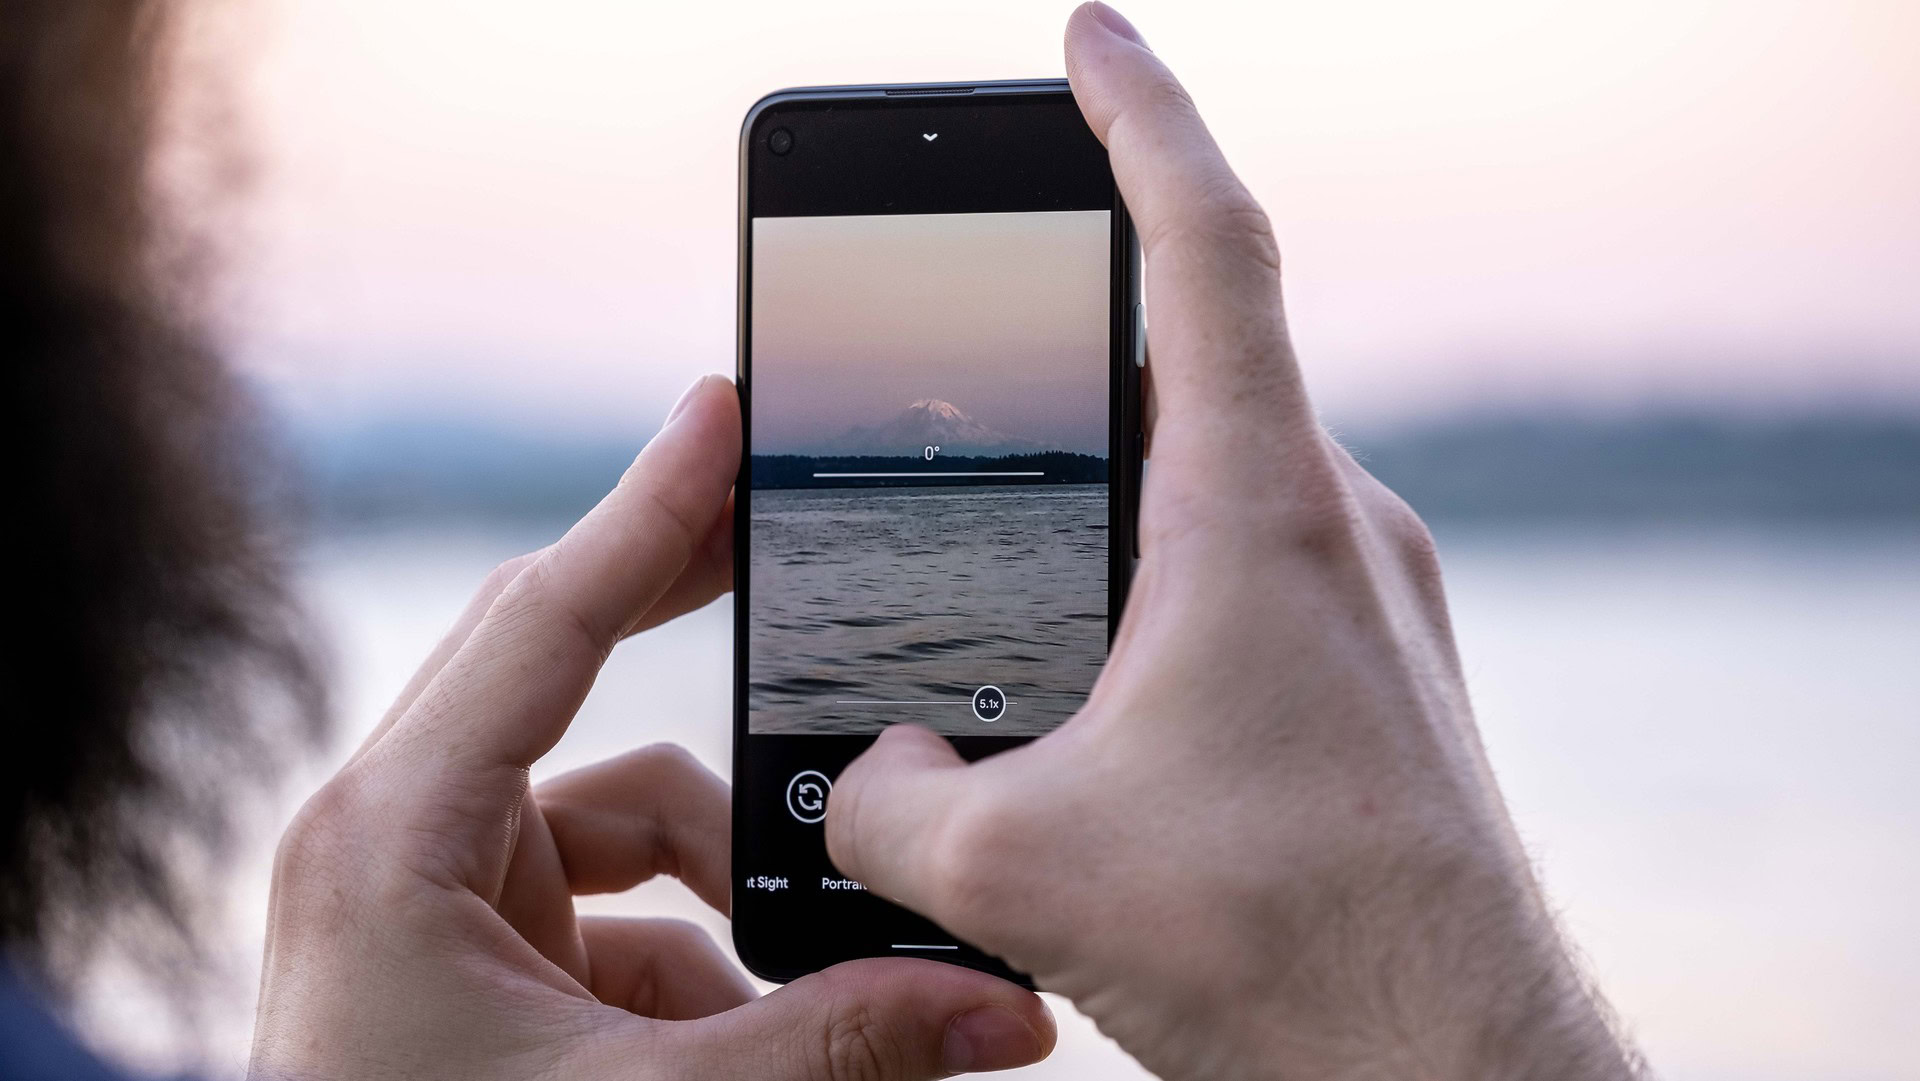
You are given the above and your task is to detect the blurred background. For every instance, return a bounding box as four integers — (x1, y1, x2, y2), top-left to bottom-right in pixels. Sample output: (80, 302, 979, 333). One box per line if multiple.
(83, 1, 1919, 1079)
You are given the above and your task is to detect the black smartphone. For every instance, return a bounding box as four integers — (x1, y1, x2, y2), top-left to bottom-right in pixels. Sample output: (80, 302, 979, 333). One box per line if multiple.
(732, 80, 1142, 985)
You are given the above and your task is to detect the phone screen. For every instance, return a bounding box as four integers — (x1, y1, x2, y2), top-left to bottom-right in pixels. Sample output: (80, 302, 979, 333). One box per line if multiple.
(748, 209, 1112, 735)
(734, 86, 1135, 982)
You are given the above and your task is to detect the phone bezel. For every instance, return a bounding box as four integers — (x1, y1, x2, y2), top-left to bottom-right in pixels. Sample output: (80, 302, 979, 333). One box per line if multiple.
(732, 80, 1141, 985)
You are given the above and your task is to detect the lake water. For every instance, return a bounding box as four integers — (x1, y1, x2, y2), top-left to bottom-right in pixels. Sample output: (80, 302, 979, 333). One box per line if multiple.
(748, 486, 1108, 735)
(76, 520, 1920, 1081)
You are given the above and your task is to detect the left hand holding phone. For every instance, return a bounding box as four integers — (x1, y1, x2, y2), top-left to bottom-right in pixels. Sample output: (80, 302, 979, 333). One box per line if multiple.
(249, 374, 1053, 1080)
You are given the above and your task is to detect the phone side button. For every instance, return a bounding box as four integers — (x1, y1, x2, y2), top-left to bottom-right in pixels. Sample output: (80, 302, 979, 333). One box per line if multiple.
(1132, 430, 1144, 560)
(1132, 301, 1147, 368)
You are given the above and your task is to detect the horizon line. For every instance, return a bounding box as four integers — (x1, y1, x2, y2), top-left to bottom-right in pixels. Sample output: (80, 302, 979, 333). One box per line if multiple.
(812, 471, 1046, 478)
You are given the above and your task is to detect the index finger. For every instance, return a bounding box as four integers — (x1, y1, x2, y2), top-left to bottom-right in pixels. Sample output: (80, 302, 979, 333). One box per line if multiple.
(371, 375, 740, 888)
(1066, 5, 1313, 477)
(349, 486, 733, 768)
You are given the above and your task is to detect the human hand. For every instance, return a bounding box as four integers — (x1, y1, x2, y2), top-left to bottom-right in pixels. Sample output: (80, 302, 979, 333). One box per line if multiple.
(250, 376, 1054, 1080)
(825, 7, 1639, 1081)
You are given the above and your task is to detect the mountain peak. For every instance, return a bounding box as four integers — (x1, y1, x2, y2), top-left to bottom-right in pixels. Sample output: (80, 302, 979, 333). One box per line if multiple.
(827, 399, 1044, 456)
(905, 398, 969, 420)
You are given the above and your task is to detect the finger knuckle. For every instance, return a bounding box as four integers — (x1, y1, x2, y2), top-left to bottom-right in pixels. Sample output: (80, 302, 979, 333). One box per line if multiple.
(1338, 458, 1442, 572)
(1138, 68, 1198, 120)
(1201, 179, 1282, 272)
(927, 791, 1025, 931)
(477, 551, 539, 600)
(274, 772, 361, 882)
(1280, 454, 1370, 565)
(625, 743, 706, 848)
(635, 918, 715, 976)
(817, 1001, 900, 1081)
(1364, 488, 1452, 617)
(652, 916, 708, 949)
(629, 740, 701, 780)
(496, 551, 610, 667)
(617, 470, 702, 564)
(1144, 173, 1281, 275)
(268, 769, 400, 936)
(821, 769, 873, 876)
(1376, 488, 1440, 573)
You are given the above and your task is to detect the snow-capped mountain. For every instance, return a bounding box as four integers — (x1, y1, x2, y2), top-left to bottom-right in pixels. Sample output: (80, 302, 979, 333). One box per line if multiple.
(829, 399, 1045, 457)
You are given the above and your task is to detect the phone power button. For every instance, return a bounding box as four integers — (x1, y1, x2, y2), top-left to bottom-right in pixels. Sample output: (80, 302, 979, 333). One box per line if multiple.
(786, 770, 832, 824)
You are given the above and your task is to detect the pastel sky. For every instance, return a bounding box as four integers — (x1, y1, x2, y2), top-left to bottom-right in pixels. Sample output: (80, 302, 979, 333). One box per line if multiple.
(147, 4, 1920, 1075)
(230, 0, 1920, 436)
(751, 212, 1110, 455)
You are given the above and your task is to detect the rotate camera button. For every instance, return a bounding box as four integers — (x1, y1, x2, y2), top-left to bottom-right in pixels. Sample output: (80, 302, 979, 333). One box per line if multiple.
(972, 686, 1007, 723)
(785, 770, 832, 824)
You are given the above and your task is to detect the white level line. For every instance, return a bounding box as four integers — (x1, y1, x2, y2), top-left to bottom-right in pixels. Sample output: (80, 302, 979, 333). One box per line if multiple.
(834, 700, 1021, 706)
(891, 944, 960, 950)
(811, 471, 1045, 478)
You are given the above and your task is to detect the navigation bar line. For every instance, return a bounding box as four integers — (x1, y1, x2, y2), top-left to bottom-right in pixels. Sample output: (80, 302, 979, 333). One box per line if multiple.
(811, 471, 1045, 478)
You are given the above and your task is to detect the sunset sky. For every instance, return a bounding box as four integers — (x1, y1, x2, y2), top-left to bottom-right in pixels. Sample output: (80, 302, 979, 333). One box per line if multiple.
(231, 0, 1920, 436)
(751, 212, 1110, 455)
(157, 4, 1920, 1078)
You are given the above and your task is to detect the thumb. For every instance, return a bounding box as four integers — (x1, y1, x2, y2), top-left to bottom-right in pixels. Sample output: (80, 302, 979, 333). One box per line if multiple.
(681, 959, 1054, 1079)
(824, 724, 974, 921)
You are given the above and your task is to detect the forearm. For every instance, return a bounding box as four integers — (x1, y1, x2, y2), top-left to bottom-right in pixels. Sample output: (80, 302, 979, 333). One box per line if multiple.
(1230, 844, 1641, 1081)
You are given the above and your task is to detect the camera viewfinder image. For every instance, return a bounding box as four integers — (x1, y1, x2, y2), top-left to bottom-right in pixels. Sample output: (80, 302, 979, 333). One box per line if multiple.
(749, 210, 1111, 735)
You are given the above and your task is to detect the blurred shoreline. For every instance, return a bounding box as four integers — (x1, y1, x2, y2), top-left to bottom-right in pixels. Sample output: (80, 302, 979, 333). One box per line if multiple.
(294, 408, 1920, 529)
(79, 416, 1917, 1081)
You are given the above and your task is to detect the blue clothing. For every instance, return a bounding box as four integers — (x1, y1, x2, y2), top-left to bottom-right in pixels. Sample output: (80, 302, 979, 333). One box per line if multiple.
(0, 967, 135, 1081)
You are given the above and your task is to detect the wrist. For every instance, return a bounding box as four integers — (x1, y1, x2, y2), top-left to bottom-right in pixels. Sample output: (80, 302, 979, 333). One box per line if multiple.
(1222, 832, 1637, 1081)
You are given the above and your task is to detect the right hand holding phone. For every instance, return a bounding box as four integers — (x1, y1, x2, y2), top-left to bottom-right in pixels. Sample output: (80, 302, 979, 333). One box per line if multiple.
(826, 6, 1639, 1081)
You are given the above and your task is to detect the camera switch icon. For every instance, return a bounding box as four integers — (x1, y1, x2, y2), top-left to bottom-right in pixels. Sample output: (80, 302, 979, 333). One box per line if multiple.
(786, 770, 832, 824)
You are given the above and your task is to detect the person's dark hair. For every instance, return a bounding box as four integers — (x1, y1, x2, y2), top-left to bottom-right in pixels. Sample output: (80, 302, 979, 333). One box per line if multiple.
(1, 0, 325, 1001)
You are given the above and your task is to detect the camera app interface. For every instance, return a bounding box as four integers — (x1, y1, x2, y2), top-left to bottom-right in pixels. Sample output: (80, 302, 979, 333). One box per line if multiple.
(750, 210, 1111, 737)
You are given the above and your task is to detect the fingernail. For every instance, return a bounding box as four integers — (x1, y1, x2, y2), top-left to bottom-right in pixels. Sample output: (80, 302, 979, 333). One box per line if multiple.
(1088, 2, 1149, 48)
(942, 1005, 1044, 1073)
(664, 375, 710, 427)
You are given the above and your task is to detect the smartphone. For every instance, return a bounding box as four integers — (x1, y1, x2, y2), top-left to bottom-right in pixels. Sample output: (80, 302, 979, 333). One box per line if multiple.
(733, 80, 1141, 984)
